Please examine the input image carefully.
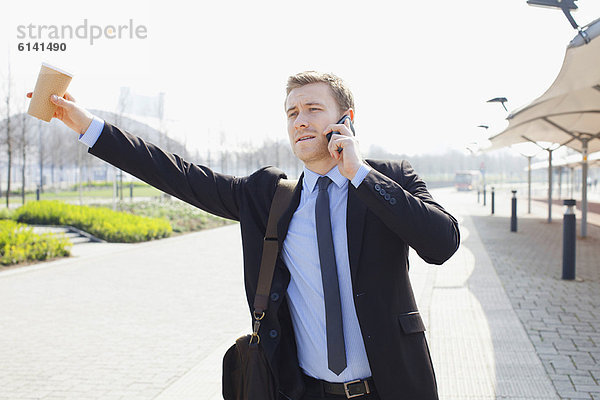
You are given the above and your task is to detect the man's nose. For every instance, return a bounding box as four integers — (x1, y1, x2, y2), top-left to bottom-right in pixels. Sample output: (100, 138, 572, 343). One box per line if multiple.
(294, 113, 309, 130)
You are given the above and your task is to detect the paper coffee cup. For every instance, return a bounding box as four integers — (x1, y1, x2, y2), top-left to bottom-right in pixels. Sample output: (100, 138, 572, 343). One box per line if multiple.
(27, 63, 73, 122)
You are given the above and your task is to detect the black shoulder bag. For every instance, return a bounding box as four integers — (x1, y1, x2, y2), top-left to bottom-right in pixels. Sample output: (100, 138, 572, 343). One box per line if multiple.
(222, 179, 297, 400)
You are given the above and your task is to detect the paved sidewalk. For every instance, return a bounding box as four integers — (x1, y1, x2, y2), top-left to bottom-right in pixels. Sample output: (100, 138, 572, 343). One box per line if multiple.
(1, 187, 598, 399)
(465, 187, 600, 400)
(0, 226, 249, 400)
(415, 189, 559, 399)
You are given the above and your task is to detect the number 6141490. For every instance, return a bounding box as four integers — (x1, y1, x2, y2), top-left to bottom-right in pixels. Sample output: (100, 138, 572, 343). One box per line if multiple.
(17, 42, 67, 52)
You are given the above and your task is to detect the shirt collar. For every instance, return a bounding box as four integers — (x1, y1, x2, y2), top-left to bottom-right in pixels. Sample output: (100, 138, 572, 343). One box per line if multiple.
(303, 165, 348, 193)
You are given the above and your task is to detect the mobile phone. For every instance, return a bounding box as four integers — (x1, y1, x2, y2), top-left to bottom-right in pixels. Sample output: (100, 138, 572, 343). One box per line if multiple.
(326, 115, 355, 142)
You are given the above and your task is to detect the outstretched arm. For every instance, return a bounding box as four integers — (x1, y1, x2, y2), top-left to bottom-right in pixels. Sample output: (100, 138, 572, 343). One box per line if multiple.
(89, 122, 242, 220)
(26, 92, 243, 220)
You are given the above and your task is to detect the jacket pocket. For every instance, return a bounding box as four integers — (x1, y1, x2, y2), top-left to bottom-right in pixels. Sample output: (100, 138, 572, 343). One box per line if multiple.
(397, 311, 426, 334)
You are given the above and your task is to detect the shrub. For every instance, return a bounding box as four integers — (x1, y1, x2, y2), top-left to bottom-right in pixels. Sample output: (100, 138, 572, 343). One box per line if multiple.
(0, 220, 71, 265)
(114, 200, 233, 233)
(68, 181, 152, 191)
(13, 201, 172, 243)
(0, 208, 14, 220)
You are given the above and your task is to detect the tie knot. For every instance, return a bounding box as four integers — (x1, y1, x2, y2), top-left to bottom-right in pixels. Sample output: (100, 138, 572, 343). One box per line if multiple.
(317, 176, 332, 191)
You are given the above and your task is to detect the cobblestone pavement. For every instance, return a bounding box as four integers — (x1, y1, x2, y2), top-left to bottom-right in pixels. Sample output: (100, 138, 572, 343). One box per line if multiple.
(417, 189, 559, 400)
(0, 225, 249, 400)
(465, 187, 600, 400)
(1, 187, 598, 399)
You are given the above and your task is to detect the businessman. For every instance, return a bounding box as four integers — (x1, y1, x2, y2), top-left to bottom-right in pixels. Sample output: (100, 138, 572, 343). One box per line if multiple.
(28, 71, 459, 399)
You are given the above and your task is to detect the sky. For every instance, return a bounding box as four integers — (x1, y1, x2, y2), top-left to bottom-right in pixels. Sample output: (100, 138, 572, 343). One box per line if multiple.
(2, 0, 600, 157)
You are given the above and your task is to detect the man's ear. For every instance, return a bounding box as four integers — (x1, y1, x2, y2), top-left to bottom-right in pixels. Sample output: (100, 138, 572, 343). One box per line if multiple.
(346, 109, 355, 122)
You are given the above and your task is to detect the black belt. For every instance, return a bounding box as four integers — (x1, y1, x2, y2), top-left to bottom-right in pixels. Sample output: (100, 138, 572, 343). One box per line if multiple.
(303, 374, 376, 398)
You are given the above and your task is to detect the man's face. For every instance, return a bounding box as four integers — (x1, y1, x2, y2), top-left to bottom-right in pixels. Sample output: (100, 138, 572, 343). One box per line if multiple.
(285, 83, 342, 166)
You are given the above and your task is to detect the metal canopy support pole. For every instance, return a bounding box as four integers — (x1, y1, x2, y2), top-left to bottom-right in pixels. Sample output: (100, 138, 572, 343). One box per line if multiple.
(521, 135, 558, 222)
(558, 166, 563, 200)
(581, 139, 589, 238)
(570, 167, 575, 198)
(528, 156, 532, 214)
(548, 149, 553, 223)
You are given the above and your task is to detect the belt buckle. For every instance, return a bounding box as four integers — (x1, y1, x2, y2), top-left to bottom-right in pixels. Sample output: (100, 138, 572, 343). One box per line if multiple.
(343, 379, 370, 398)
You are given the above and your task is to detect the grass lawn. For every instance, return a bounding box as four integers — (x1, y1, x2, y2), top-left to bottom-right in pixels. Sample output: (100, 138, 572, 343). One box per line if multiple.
(21, 185, 163, 202)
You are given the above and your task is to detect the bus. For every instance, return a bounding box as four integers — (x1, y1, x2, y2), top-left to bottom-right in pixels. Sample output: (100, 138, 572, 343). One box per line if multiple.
(454, 170, 483, 191)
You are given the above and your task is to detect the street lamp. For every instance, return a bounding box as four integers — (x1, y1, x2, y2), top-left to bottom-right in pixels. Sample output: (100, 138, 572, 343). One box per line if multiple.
(476, 125, 489, 205)
(527, 0, 590, 43)
(511, 142, 541, 214)
(486, 97, 508, 112)
(527, 0, 577, 10)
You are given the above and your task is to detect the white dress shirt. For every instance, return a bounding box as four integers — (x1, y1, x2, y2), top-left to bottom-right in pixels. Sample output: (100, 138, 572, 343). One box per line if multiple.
(281, 165, 372, 382)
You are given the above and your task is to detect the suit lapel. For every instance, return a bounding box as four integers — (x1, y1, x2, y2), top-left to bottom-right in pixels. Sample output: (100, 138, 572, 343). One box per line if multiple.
(346, 183, 368, 282)
(277, 174, 303, 252)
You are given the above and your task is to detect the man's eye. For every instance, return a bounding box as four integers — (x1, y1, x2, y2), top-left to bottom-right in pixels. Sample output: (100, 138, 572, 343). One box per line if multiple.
(288, 112, 297, 118)
(309, 108, 320, 112)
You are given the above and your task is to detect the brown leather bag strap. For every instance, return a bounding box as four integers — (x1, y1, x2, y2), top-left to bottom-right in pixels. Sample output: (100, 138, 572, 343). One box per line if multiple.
(253, 178, 298, 316)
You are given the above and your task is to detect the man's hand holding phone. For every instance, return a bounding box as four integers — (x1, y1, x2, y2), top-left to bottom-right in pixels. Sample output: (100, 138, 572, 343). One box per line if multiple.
(26, 92, 94, 135)
(323, 115, 364, 181)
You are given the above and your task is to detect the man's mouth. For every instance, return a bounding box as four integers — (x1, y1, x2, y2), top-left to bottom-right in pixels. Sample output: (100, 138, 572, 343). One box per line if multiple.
(296, 135, 315, 143)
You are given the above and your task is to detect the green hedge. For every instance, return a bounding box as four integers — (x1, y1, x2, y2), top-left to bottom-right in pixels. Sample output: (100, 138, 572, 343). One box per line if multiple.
(14, 201, 172, 243)
(68, 181, 152, 191)
(0, 220, 71, 265)
(114, 200, 233, 233)
(0, 208, 14, 220)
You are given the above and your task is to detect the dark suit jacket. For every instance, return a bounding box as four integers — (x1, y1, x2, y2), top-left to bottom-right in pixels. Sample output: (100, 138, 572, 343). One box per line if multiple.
(89, 122, 460, 400)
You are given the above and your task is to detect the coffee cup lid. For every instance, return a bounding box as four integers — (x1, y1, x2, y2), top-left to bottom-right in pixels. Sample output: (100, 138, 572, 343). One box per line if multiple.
(41, 62, 73, 78)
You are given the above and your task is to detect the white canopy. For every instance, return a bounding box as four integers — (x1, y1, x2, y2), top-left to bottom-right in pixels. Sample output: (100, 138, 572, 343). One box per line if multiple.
(488, 18, 600, 236)
(489, 18, 600, 153)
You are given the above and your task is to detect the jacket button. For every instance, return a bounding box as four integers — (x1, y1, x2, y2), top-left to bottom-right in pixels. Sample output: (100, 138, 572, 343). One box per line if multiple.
(379, 188, 386, 196)
(390, 198, 397, 205)
(269, 329, 278, 338)
(374, 183, 381, 191)
(270, 292, 280, 302)
(384, 194, 391, 201)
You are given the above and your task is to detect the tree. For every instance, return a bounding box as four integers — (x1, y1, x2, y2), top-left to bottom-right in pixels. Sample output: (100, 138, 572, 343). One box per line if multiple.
(3, 64, 14, 207)
(15, 101, 32, 204)
(46, 124, 63, 188)
(37, 120, 44, 193)
(115, 88, 131, 204)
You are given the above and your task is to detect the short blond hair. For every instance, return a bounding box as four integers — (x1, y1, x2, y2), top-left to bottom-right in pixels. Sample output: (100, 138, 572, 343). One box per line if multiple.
(286, 71, 355, 114)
